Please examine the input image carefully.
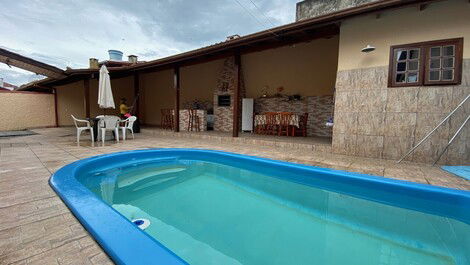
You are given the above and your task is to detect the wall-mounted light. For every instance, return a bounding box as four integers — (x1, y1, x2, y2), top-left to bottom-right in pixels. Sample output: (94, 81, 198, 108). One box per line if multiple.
(361, 45, 376, 53)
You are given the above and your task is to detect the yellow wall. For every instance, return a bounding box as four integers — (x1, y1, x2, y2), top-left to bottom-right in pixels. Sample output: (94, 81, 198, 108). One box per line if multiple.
(0, 91, 55, 130)
(89, 76, 135, 117)
(141, 70, 174, 125)
(338, 0, 470, 70)
(141, 59, 224, 126)
(243, 36, 339, 98)
(56, 76, 135, 126)
(180, 59, 223, 105)
(56, 81, 85, 126)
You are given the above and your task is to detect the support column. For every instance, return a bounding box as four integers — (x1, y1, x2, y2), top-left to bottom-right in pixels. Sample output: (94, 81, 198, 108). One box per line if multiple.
(133, 73, 140, 119)
(174, 66, 180, 132)
(83, 79, 90, 118)
(53, 88, 59, 127)
(232, 53, 241, 137)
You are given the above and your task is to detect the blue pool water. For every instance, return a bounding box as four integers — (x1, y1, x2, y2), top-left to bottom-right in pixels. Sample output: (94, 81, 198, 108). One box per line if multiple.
(75, 156, 470, 265)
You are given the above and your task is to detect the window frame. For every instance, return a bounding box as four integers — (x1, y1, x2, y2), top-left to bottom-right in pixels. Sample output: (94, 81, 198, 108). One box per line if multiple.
(388, 38, 463, 87)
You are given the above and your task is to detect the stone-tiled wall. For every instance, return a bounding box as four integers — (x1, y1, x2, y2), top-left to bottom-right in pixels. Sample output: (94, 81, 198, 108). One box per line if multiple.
(254, 96, 334, 137)
(214, 57, 245, 132)
(296, 0, 380, 21)
(332, 59, 470, 165)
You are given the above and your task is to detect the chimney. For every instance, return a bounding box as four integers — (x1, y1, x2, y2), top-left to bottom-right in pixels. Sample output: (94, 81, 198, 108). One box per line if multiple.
(108, 50, 123, 61)
(128, 55, 138, 64)
(89, 58, 99, 69)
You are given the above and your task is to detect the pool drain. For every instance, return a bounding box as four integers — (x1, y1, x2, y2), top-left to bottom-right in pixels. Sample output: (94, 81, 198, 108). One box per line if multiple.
(132, 218, 150, 230)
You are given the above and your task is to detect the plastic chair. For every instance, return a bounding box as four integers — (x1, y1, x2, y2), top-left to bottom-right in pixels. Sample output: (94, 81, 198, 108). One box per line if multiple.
(120, 116, 137, 140)
(71, 115, 94, 146)
(99, 115, 120, 146)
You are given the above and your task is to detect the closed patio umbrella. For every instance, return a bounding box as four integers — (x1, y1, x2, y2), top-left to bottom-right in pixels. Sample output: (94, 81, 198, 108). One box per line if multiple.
(98, 65, 115, 110)
(97, 65, 115, 141)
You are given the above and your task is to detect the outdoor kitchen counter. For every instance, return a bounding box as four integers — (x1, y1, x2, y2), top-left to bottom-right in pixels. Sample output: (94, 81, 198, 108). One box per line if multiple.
(178, 109, 207, 131)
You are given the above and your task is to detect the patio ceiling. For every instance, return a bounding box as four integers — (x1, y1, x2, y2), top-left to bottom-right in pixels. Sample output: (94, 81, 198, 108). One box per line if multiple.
(18, 0, 440, 91)
(0, 48, 67, 79)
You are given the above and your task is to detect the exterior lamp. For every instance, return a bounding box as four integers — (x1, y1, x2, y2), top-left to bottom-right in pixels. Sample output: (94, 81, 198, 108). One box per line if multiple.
(361, 45, 376, 53)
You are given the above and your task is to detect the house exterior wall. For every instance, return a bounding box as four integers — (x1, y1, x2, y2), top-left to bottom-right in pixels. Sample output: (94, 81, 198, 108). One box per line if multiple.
(333, 0, 470, 164)
(141, 60, 222, 127)
(56, 81, 85, 126)
(0, 91, 55, 131)
(181, 59, 222, 107)
(141, 70, 174, 126)
(56, 76, 135, 126)
(243, 36, 339, 98)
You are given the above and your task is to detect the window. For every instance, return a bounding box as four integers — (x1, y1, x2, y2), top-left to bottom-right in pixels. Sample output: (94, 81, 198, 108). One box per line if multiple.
(388, 38, 463, 87)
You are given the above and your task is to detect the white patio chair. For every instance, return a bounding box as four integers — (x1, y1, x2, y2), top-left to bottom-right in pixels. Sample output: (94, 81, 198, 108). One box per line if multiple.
(99, 115, 120, 146)
(120, 116, 137, 140)
(71, 115, 94, 146)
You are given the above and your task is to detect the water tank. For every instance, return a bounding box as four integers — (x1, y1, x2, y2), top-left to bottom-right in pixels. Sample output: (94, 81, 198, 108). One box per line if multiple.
(108, 50, 123, 61)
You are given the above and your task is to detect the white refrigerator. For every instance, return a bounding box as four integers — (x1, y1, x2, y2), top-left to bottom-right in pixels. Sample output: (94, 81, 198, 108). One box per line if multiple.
(242, 98, 254, 132)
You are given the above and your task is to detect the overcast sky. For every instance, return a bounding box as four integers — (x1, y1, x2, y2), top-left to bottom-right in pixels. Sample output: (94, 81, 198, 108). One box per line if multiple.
(0, 0, 296, 86)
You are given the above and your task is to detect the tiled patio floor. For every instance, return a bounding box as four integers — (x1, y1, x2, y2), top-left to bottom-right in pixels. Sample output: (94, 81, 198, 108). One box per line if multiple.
(0, 127, 468, 264)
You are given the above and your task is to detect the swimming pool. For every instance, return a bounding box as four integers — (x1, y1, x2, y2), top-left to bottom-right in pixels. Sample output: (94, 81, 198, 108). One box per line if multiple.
(50, 149, 470, 265)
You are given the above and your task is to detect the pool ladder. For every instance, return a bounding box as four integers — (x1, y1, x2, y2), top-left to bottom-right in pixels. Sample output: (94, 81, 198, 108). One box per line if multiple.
(397, 93, 470, 165)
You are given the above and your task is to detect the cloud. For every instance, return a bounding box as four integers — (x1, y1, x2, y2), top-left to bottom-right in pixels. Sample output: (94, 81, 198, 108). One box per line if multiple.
(0, 0, 296, 86)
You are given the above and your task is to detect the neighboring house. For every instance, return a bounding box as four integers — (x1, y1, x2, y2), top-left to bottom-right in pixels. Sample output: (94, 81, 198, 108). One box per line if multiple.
(18, 0, 470, 165)
(0, 78, 18, 90)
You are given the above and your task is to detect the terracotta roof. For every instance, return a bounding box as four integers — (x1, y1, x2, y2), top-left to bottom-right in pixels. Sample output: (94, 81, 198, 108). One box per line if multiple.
(19, 0, 438, 91)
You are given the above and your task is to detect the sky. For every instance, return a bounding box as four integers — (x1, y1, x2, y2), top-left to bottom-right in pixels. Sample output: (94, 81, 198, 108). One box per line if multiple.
(0, 0, 297, 87)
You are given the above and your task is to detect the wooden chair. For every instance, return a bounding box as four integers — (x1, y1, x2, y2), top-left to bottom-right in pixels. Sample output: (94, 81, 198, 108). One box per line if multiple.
(161, 109, 174, 130)
(278, 112, 293, 136)
(292, 113, 309, 137)
(264, 112, 278, 135)
(187, 109, 200, 132)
